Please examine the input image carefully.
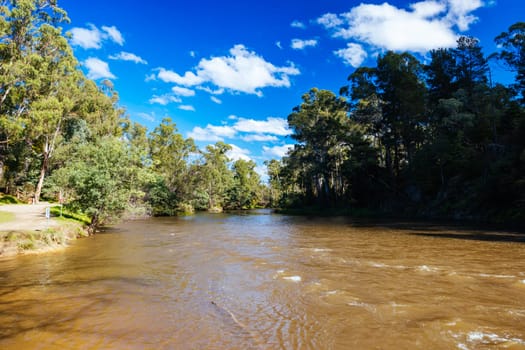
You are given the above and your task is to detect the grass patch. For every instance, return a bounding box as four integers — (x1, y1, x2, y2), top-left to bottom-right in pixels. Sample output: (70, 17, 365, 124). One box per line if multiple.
(50, 205, 91, 225)
(1, 224, 87, 255)
(0, 194, 23, 205)
(0, 211, 15, 223)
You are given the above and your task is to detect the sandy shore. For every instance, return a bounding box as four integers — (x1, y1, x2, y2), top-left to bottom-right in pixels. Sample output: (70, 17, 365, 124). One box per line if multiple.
(0, 203, 60, 231)
(0, 203, 82, 257)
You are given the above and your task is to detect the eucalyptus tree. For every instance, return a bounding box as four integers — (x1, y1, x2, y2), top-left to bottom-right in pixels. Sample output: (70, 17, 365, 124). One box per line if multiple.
(345, 52, 426, 194)
(264, 159, 283, 207)
(228, 159, 262, 209)
(0, 0, 80, 202)
(493, 22, 525, 103)
(200, 141, 234, 211)
(286, 88, 353, 206)
(147, 117, 196, 214)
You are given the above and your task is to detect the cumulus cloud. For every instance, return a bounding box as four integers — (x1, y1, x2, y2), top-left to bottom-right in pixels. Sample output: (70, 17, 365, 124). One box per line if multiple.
(318, 0, 485, 56)
(70, 25, 103, 49)
(263, 144, 294, 158)
(70, 24, 124, 49)
(317, 13, 344, 29)
(241, 134, 278, 142)
(187, 116, 290, 143)
(101, 25, 124, 46)
(334, 43, 368, 67)
(178, 105, 196, 112)
(291, 39, 318, 50)
(197, 86, 225, 95)
(157, 68, 204, 86)
(109, 51, 147, 64)
(149, 94, 181, 105)
(172, 86, 196, 96)
(291, 20, 306, 29)
(188, 124, 236, 142)
(227, 144, 252, 161)
(233, 117, 291, 136)
(84, 57, 115, 80)
(210, 96, 222, 104)
(145, 73, 156, 82)
(156, 45, 300, 96)
(137, 112, 156, 122)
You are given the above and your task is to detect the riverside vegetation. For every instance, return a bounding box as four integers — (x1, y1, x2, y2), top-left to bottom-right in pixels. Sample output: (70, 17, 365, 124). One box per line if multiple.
(1, 0, 524, 240)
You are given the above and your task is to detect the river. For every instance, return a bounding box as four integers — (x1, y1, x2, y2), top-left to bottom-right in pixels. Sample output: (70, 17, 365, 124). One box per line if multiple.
(1, 211, 524, 349)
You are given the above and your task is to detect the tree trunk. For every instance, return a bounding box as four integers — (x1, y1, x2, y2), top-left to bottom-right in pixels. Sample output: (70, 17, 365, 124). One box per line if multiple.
(34, 119, 62, 203)
(34, 151, 49, 204)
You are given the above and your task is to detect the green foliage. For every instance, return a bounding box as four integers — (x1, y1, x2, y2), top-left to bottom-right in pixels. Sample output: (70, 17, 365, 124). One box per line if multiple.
(0, 194, 23, 204)
(227, 159, 262, 209)
(271, 26, 525, 222)
(50, 205, 90, 225)
(49, 137, 142, 232)
(2, 4, 523, 227)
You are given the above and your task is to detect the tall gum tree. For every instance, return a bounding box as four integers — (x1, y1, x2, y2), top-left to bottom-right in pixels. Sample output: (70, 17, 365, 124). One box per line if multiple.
(0, 0, 74, 201)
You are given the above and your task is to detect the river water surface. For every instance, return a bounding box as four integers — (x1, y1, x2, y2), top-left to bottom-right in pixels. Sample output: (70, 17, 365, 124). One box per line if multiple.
(1, 211, 525, 349)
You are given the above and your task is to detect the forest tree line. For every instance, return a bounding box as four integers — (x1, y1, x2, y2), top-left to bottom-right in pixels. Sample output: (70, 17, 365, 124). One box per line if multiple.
(268, 23, 525, 222)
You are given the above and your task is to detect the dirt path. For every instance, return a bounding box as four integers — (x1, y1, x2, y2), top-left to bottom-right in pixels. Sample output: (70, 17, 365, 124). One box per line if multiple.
(0, 203, 59, 231)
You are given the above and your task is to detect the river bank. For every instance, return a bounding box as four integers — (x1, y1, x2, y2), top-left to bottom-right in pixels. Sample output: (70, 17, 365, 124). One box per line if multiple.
(0, 203, 88, 258)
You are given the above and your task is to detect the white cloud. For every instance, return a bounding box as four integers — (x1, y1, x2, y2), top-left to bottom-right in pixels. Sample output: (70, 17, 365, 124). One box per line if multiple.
(233, 117, 291, 136)
(291, 20, 306, 29)
(178, 105, 196, 112)
(188, 124, 236, 142)
(70, 24, 102, 49)
(318, 0, 485, 53)
(317, 13, 344, 29)
(172, 86, 196, 96)
(197, 86, 225, 95)
(227, 144, 252, 161)
(149, 94, 181, 105)
(157, 68, 204, 86)
(263, 144, 294, 158)
(137, 112, 155, 122)
(410, 1, 446, 17)
(254, 165, 268, 181)
(276, 41, 283, 49)
(209, 125, 236, 137)
(101, 25, 124, 45)
(109, 51, 147, 64)
(241, 134, 279, 142)
(334, 43, 368, 67)
(211, 96, 222, 104)
(156, 45, 300, 96)
(145, 73, 156, 82)
(70, 24, 124, 49)
(84, 57, 115, 80)
(291, 39, 318, 50)
(445, 0, 484, 31)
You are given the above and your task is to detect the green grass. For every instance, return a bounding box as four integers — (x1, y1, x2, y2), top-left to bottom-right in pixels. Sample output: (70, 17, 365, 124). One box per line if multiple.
(50, 205, 91, 225)
(0, 194, 23, 205)
(0, 211, 15, 223)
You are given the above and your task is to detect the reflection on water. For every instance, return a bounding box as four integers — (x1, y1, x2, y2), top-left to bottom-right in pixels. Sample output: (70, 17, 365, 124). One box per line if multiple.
(1, 211, 525, 349)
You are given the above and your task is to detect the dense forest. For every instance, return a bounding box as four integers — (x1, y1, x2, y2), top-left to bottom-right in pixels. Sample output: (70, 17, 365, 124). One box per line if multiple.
(269, 25, 525, 223)
(1, 1, 524, 232)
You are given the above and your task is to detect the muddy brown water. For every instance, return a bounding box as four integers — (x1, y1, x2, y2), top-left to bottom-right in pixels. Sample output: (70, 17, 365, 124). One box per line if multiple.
(1, 210, 524, 349)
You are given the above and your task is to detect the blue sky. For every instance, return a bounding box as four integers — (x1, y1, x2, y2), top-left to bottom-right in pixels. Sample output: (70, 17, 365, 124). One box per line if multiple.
(61, 0, 524, 176)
